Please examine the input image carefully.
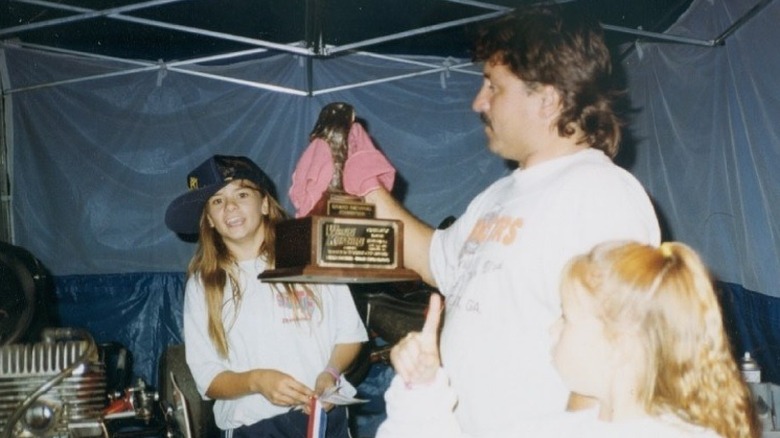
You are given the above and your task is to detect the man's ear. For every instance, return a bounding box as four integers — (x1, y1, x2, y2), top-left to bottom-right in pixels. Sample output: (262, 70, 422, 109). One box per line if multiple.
(539, 85, 562, 120)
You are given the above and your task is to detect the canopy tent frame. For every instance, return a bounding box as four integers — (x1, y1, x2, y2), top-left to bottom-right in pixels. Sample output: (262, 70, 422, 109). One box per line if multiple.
(0, 0, 507, 96)
(1, 0, 773, 98)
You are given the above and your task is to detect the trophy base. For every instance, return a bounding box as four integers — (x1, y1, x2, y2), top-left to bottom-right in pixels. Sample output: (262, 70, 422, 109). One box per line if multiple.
(258, 265, 421, 284)
(260, 215, 420, 284)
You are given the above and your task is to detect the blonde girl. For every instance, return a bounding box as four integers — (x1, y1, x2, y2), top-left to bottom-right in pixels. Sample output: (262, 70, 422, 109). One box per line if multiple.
(377, 241, 758, 438)
(554, 241, 758, 438)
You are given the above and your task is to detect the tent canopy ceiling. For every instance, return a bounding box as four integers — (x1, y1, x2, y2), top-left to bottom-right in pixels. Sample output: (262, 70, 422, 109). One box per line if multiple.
(1, 0, 696, 63)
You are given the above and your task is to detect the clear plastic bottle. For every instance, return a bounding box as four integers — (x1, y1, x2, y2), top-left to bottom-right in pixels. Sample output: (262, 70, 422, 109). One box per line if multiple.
(739, 351, 761, 383)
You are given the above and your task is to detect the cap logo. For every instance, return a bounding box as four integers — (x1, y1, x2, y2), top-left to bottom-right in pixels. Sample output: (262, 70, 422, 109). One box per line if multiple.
(188, 176, 199, 190)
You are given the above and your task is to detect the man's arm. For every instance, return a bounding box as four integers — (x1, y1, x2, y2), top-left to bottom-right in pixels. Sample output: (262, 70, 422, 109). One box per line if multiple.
(364, 188, 436, 286)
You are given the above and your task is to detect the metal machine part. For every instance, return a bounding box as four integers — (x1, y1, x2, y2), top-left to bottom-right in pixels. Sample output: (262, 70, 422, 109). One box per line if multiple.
(0, 242, 55, 346)
(0, 328, 107, 437)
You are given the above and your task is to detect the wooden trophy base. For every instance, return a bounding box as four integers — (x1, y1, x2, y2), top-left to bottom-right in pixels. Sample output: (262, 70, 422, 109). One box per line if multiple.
(258, 265, 421, 284)
(259, 215, 420, 284)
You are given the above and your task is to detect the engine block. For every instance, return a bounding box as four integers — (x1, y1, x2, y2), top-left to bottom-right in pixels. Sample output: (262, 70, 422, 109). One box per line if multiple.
(0, 335, 106, 437)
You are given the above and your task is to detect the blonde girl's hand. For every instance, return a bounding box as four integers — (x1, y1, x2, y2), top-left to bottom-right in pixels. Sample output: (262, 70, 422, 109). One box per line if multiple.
(253, 369, 313, 409)
(314, 371, 338, 412)
(389, 293, 443, 386)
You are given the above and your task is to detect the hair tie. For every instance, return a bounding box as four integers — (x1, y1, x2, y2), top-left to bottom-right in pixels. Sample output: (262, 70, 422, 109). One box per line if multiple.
(647, 243, 675, 298)
(659, 242, 674, 259)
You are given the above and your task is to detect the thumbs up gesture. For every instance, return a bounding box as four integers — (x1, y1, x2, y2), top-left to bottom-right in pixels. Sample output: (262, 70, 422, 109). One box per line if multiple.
(389, 293, 444, 386)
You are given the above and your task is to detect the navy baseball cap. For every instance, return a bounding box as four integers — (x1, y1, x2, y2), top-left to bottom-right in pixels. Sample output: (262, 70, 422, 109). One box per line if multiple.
(165, 155, 275, 235)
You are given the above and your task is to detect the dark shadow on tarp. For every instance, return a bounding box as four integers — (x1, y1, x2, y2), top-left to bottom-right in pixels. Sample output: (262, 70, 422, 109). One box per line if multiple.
(717, 281, 780, 385)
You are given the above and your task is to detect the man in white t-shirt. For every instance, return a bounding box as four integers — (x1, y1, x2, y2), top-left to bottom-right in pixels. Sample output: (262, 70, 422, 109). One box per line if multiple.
(361, 4, 660, 436)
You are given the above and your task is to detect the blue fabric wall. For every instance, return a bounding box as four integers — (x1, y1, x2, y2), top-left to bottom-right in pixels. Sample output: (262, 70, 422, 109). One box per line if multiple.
(54, 272, 186, 388)
(53, 273, 779, 390)
(718, 282, 780, 384)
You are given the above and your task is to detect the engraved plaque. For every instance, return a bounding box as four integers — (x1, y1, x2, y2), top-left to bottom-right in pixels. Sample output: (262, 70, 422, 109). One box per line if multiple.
(317, 218, 397, 268)
(259, 214, 420, 284)
(327, 197, 375, 218)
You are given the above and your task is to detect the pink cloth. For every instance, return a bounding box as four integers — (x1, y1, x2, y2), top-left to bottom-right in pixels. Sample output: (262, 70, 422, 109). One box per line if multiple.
(289, 123, 395, 217)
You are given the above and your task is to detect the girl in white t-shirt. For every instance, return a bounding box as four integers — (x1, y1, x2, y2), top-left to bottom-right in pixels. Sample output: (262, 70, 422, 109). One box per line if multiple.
(165, 155, 367, 438)
(377, 241, 758, 438)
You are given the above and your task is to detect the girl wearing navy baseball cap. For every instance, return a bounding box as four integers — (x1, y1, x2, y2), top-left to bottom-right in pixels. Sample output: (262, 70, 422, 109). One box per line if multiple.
(166, 155, 367, 438)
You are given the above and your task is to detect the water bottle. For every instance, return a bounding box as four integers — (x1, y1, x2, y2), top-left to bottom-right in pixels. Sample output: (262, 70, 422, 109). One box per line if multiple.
(739, 351, 761, 383)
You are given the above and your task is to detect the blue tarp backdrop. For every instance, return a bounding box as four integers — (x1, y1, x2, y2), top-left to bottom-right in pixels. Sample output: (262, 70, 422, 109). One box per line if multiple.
(52, 273, 780, 390)
(2, 0, 778, 404)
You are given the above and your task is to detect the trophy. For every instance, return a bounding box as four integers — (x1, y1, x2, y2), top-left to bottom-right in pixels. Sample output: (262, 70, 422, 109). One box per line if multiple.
(259, 103, 420, 283)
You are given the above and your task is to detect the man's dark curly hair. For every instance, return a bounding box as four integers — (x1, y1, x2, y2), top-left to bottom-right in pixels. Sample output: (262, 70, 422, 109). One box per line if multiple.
(473, 4, 624, 158)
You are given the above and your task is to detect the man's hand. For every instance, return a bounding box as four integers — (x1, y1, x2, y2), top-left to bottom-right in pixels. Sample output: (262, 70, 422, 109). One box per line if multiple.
(390, 293, 443, 386)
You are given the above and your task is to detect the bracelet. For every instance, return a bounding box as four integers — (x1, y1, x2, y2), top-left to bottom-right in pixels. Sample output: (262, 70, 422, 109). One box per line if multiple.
(324, 366, 341, 382)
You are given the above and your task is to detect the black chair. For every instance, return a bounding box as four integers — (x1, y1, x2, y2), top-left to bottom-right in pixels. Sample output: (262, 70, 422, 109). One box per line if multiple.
(158, 344, 219, 438)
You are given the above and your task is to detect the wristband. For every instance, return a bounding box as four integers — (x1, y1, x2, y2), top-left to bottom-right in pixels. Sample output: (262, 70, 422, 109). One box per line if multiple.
(324, 366, 341, 382)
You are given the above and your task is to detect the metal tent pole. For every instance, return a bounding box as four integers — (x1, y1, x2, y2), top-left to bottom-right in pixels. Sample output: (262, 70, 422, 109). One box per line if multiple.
(713, 0, 776, 45)
(7, 0, 314, 56)
(327, 10, 508, 56)
(0, 0, 184, 37)
(601, 23, 717, 47)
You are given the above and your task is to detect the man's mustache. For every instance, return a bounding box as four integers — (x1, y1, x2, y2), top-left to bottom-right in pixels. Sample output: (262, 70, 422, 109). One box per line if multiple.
(479, 112, 491, 128)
